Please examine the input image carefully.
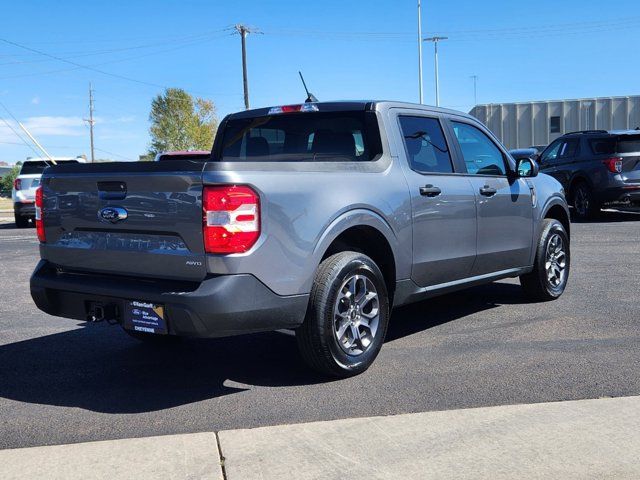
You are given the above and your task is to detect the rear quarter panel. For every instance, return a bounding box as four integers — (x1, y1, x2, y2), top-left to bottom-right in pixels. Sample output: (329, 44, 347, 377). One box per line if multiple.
(201, 158, 412, 296)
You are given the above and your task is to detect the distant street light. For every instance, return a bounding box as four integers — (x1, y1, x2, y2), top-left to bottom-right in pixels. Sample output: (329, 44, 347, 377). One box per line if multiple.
(423, 36, 448, 107)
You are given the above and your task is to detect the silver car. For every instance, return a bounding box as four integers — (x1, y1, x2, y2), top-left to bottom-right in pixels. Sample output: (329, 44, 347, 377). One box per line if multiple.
(31, 101, 570, 377)
(12, 158, 81, 227)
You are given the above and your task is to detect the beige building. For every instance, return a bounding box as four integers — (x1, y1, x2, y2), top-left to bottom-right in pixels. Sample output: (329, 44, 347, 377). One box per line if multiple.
(469, 95, 640, 150)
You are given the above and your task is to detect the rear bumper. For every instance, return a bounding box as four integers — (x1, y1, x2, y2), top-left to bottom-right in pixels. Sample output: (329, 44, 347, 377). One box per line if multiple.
(14, 202, 35, 217)
(30, 260, 308, 338)
(598, 185, 640, 206)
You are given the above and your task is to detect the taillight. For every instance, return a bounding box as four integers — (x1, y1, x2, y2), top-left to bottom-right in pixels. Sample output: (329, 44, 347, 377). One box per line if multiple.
(603, 157, 623, 174)
(13, 178, 21, 191)
(267, 104, 319, 115)
(35, 186, 45, 242)
(203, 185, 260, 254)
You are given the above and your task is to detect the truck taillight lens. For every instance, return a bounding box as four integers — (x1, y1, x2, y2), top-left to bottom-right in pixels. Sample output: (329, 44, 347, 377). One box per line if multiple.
(35, 186, 45, 242)
(203, 185, 260, 254)
(603, 157, 623, 173)
(13, 178, 21, 190)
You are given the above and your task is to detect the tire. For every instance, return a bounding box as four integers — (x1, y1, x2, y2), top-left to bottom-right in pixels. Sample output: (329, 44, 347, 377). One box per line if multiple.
(520, 219, 570, 301)
(571, 181, 599, 220)
(14, 213, 30, 228)
(296, 251, 390, 378)
(123, 328, 181, 345)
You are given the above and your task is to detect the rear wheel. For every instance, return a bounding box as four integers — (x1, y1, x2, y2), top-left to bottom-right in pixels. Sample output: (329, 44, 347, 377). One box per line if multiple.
(571, 181, 599, 220)
(520, 219, 570, 301)
(296, 251, 390, 378)
(13, 213, 30, 228)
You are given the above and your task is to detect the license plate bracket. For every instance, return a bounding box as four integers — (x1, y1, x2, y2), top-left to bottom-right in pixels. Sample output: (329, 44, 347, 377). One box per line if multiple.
(123, 300, 168, 335)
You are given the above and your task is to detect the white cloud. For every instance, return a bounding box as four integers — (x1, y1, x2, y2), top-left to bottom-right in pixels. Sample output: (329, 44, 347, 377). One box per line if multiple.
(31, 97, 40, 105)
(22, 116, 87, 136)
(0, 116, 88, 143)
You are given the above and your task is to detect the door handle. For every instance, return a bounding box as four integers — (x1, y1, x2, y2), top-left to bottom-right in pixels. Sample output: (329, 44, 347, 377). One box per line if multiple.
(419, 185, 442, 197)
(479, 185, 497, 197)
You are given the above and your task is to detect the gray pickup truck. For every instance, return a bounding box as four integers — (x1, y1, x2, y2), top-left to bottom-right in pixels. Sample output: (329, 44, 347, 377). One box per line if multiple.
(30, 101, 571, 377)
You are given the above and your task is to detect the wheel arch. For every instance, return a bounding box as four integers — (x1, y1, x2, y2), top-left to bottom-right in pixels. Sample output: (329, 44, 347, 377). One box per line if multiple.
(312, 209, 402, 304)
(543, 202, 571, 239)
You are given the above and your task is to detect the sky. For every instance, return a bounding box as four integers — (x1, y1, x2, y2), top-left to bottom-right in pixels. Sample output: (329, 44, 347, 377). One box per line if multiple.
(0, 0, 638, 163)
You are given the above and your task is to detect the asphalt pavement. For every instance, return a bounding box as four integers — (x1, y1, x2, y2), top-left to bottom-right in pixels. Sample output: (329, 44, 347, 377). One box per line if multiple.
(0, 211, 639, 450)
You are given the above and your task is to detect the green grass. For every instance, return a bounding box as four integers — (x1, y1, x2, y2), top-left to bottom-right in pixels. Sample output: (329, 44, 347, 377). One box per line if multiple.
(0, 196, 14, 211)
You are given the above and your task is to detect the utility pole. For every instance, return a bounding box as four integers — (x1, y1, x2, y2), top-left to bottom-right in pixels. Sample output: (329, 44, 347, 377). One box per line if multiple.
(470, 75, 478, 106)
(417, 0, 423, 104)
(423, 36, 448, 107)
(234, 24, 256, 110)
(84, 83, 95, 162)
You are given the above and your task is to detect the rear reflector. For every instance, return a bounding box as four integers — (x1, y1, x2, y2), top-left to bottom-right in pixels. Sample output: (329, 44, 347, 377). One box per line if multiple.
(35, 186, 45, 242)
(603, 157, 623, 174)
(203, 185, 260, 254)
(13, 178, 21, 191)
(268, 104, 319, 115)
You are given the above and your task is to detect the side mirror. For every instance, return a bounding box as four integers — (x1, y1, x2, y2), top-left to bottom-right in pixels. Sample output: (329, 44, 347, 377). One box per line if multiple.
(516, 158, 539, 178)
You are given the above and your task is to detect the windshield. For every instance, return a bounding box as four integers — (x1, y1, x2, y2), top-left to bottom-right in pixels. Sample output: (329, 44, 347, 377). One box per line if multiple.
(214, 111, 382, 162)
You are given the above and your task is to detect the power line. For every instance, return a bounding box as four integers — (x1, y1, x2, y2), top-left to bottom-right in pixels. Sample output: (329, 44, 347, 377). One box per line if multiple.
(0, 30, 232, 67)
(0, 100, 42, 157)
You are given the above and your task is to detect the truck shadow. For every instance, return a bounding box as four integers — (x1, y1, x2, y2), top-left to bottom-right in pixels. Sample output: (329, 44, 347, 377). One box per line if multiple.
(0, 282, 527, 414)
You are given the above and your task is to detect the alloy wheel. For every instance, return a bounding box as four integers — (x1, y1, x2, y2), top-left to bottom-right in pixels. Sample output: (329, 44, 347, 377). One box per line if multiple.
(545, 233, 567, 288)
(333, 274, 380, 356)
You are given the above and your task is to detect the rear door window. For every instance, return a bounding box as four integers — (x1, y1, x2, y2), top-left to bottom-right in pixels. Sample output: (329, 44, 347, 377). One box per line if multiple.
(216, 111, 382, 162)
(589, 138, 616, 155)
(398, 116, 453, 174)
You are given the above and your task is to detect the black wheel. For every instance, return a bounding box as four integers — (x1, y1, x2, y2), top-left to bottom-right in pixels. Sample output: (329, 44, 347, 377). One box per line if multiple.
(14, 213, 30, 228)
(123, 328, 181, 345)
(296, 251, 390, 378)
(520, 219, 570, 301)
(571, 181, 599, 220)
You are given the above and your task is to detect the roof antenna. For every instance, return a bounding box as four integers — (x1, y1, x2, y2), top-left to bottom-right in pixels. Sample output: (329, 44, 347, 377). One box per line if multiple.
(299, 71, 318, 103)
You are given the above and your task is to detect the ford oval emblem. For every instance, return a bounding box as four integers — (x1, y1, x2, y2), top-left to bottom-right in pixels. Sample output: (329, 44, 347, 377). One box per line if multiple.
(98, 206, 128, 223)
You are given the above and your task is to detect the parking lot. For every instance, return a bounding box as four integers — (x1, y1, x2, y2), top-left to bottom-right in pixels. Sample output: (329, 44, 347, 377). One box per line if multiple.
(0, 211, 639, 451)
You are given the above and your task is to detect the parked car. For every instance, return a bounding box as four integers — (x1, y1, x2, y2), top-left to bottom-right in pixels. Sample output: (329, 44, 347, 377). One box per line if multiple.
(537, 130, 640, 219)
(509, 148, 540, 162)
(30, 101, 570, 377)
(12, 157, 82, 227)
(154, 150, 210, 162)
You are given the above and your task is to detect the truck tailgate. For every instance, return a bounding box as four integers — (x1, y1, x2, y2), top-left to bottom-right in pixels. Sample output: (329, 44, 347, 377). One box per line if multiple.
(40, 160, 207, 282)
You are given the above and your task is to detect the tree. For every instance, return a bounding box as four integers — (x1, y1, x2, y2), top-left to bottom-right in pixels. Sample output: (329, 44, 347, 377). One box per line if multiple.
(148, 88, 217, 154)
(0, 165, 20, 196)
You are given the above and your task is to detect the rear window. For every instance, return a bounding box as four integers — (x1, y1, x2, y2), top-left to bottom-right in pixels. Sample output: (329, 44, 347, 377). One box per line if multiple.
(20, 160, 79, 175)
(589, 135, 640, 155)
(214, 111, 382, 162)
(20, 161, 52, 175)
(616, 135, 640, 153)
(157, 153, 210, 162)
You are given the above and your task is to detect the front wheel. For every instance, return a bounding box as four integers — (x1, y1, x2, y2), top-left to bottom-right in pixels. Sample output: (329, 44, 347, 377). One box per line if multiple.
(520, 219, 570, 301)
(296, 251, 390, 378)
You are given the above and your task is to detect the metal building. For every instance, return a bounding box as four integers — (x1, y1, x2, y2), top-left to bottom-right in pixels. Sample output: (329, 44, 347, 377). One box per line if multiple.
(469, 95, 640, 150)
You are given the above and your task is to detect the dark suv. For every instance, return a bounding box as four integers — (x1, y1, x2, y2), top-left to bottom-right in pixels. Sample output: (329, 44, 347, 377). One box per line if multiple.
(538, 130, 640, 219)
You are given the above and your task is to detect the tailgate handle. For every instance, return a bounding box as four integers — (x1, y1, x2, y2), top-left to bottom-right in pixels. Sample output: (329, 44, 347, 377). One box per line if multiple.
(97, 181, 127, 200)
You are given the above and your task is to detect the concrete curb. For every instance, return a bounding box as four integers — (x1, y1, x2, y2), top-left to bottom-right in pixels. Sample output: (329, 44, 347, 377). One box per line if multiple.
(0, 432, 223, 480)
(219, 396, 640, 480)
(1, 396, 639, 479)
